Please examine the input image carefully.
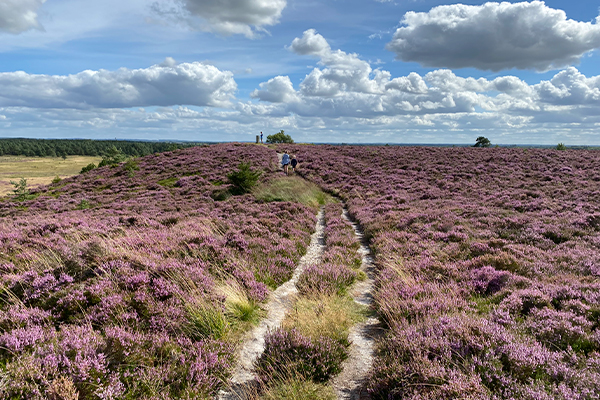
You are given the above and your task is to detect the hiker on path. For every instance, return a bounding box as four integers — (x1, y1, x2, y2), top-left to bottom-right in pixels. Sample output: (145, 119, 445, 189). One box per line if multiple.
(281, 151, 290, 175)
(290, 155, 298, 174)
(260, 132, 263, 143)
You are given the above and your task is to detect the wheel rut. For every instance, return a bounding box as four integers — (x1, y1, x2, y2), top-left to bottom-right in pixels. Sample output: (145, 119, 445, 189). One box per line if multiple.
(217, 208, 326, 399)
(331, 208, 381, 400)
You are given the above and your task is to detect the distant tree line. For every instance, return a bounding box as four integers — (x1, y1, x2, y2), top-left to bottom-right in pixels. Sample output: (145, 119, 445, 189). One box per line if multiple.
(0, 138, 205, 158)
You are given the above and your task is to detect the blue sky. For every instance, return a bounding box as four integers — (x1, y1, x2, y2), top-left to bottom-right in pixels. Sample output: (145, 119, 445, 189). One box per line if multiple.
(0, 0, 599, 144)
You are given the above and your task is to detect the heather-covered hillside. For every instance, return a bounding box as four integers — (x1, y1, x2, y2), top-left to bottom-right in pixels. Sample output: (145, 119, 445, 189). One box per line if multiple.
(0, 143, 317, 398)
(3, 143, 600, 399)
(282, 144, 600, 399)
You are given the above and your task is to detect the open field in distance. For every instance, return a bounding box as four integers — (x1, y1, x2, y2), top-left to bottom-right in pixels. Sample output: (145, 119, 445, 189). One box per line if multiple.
(0, 155, 102, 196)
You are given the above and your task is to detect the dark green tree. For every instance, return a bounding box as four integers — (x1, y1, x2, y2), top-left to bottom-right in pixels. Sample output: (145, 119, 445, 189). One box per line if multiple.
(9, 178, 29, 201)
(227, 162, 262, 195)
(556, 143, 567, 150)
(98, 146, 127, 167)
(473, 136, 492, 148)
(266, 130, 294, 144)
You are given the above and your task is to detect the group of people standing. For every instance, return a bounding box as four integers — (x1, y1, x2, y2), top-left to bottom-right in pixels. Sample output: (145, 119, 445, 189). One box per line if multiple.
(281, 151, 298, 175)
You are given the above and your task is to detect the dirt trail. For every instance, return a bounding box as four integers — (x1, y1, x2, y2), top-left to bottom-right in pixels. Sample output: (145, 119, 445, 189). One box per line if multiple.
(218, 208, 326, 399)
(331, 208, 381, 400)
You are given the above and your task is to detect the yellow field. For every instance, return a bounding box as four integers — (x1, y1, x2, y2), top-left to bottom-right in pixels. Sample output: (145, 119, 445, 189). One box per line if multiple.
(0, 156, 102, 196)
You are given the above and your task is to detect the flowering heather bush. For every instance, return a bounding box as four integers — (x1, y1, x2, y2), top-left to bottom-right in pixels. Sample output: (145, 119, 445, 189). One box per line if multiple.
(0, 143, 317, 398)
(255, 328, 347, 384)
(296, 203, 359, 297)
(297, 263, 357, 296)
(279, 144, 600, 399)
(321, 203, 361, 268)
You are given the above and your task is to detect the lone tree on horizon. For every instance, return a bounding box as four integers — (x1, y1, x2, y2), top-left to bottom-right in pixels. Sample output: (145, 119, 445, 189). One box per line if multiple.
(473, 136, 491, 148)
(266, 130, 294, 144)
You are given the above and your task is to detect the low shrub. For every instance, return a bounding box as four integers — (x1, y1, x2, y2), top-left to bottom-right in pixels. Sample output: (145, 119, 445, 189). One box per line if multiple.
(80, 163, 96, 174)
(525, 307, 595, 352)
(76, 199, 91, 210)
(123, 159, 140, 177)
(469, 266, 512, 295)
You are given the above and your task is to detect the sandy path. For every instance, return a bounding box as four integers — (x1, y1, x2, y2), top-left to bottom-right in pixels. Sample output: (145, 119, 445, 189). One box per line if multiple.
(331, 208, 381, 400)
(218, 208, 326, 399)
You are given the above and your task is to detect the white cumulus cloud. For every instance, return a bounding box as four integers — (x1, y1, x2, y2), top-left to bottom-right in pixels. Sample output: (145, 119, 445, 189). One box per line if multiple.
(534, 67, 600, 105)
(0, 0, 46, 34)
(288, 29, 386, 98)
(386, 1, 600, 71)
(250, 76, 299, 103)
(153, 0, 286, 38)
(0, 59, 237, 109)
(289, 28, 331, 56)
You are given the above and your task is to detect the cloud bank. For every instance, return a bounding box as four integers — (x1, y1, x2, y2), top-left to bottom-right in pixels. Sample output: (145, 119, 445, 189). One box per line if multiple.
(0, 0, 46, 34)
(386, 1, 600, 71)
(0, 60, 237, 109)
(250, 29, 600, 131)
(1, 25, 599, 144)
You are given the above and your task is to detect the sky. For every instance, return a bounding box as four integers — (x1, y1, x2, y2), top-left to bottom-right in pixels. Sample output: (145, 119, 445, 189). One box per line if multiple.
(0, 0, 599, 144)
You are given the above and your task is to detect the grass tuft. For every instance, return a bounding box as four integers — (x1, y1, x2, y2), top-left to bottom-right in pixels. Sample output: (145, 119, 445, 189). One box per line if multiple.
(185, 301, 229, 340)
(219, 281, 264, 327)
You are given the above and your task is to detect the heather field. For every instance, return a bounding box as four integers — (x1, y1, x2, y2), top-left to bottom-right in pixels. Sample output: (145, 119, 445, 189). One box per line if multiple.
(281, 144, 600, 399)
(2, 143, 600, 399)
(0, 144, 318, 398)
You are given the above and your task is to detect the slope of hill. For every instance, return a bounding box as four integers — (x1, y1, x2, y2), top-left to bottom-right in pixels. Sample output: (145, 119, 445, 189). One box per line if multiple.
(0, 143, 318, 398)
(281, 144, 600, 399)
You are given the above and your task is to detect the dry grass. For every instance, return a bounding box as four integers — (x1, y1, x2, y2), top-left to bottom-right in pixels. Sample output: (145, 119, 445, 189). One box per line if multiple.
(253, 176, 331, 208)
(218, 280, 265, 337)
(0, 155, 102, 196)
(222, 372, 336, 400)
(282, 293, 367, 346)
(258, 376, 336, 400)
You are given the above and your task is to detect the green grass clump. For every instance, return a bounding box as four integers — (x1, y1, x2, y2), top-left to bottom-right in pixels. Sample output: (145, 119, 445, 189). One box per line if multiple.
(220, 282, 265, 336)
(184, 302, 229, 340)
(157, 177, 179, 187)
(254, 177, 330, 208)
(76, 199, 91, 210)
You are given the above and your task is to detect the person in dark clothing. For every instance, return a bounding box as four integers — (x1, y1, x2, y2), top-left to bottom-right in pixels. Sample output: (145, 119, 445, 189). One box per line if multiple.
(290, 155, 298, 173)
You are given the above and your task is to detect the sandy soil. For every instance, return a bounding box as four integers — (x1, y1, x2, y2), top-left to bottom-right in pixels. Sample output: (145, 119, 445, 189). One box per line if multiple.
(218, 208, 326, 400)
(220, 153, 380, 399)
(331, 209, 382, 400)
